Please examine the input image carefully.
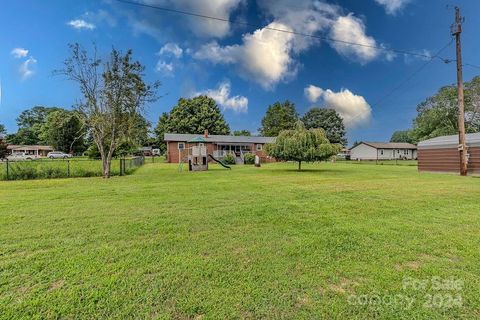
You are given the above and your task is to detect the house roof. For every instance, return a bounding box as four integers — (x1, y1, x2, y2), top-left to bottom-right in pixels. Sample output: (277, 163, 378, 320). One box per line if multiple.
(353, 142, 417, 150)
(7, 145, 54, 151)
(164, 133, 275, 144)
(189, 136, 207, 143)
(417, 132, 480, 149)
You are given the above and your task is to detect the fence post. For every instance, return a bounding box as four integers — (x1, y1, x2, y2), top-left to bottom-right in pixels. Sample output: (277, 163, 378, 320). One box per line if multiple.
(67, 160, 70, 177)
(120, 158, 123, 176)
(6, 160, 9, 181)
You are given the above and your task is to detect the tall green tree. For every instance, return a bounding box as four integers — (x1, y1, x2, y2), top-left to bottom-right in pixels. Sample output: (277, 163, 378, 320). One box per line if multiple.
(58, 44, 159, 178)
(8, 106, 61, 145)
(301, 108, 347, 146)
(6, 128, 38, 145)
(154, 96, 230, 152)
(167, 96, 230, 134)
(260, 100, 298, 136)
(40, 110, 86, 153)
(129, 113, 150, 147)
(411, 76, 480, 142)
(154, 112, 170, 154)
(0, 123, 6, 135)
(233, 130, 251, 136)
(390, 130, 414, 144)
(266, 121, 341, 171)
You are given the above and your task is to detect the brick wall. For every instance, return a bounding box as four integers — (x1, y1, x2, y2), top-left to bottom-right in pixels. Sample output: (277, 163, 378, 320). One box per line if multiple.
(166, 141, 276, 163)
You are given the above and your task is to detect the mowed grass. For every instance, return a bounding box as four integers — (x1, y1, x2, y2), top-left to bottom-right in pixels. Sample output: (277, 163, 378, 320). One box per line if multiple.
(0, 162, 479, 319)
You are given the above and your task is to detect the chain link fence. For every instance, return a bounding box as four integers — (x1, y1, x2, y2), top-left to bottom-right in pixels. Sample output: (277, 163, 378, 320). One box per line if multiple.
(0, 156, 145, 181)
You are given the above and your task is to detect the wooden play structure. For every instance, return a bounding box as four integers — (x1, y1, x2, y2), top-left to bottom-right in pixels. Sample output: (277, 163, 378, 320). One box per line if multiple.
(187, 137, 208, 171)
(177, 133, 232, 172)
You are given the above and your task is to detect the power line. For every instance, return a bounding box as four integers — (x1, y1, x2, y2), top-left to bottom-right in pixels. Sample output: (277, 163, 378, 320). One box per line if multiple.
(371, 40, 454, 108)
(114, 0, 451, 62)
(465, 63, 480, 70)
(345, 40, 454, 125)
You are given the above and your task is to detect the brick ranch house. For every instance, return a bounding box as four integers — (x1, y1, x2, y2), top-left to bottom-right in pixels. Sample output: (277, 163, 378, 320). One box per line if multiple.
(164, 131, 275, 164)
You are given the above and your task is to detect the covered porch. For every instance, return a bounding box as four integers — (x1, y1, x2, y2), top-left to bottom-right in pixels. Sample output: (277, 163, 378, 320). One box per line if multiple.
(212, 143, 253, 160)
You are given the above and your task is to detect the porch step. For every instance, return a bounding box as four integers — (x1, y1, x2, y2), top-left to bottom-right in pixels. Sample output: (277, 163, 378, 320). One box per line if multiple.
(235, 157, 244, 165)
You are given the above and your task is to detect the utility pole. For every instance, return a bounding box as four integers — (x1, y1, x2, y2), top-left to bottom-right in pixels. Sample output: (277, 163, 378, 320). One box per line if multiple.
(451, 6, 468, 176)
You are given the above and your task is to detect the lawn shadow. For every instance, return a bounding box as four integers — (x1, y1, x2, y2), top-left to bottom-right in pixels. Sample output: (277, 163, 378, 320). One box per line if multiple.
(264, 167, 351, 175)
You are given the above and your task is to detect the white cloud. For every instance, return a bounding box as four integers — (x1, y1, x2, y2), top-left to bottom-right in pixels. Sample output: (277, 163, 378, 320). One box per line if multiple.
(374, 0, 411, 15)
(159, 43, 183, 58)
(404, 49, 431, 64)
(124, 0, 243, 39)
(19, 57, 37, 80)
(257, 0, 340, 52)
(329, 14, 380, 64)
(11, 48, 29, 59)
(68, 19, 96, 30)
(155, 60, 174, 74)
(194, 1, 385, 88)
(305, 85, 372, 128)
(304, 85, 324, 103)
(194, 21, 296, 89)
(195, 81, 248, 113)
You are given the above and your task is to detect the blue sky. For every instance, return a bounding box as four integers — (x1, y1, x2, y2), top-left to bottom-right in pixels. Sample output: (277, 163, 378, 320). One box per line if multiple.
(1, 0, 480, 145)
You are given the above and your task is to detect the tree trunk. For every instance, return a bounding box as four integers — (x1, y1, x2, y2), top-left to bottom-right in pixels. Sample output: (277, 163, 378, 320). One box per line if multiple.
(102, 158, 111, 178)
(298, 161, 302, 171)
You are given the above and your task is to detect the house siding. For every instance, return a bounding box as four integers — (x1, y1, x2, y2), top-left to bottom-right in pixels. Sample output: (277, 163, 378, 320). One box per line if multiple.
(350, 143, 417, 160)
(350, 144, 378, 160)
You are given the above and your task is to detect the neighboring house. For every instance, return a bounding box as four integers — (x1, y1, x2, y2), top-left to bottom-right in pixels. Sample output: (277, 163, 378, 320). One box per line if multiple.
(350, 142, 417, 160)
(7, 145, 54, 157)
(417, 132, 480, 174)
(164, 130, 275, 164)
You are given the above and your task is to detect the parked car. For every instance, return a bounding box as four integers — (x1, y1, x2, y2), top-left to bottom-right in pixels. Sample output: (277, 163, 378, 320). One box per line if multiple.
(152, 148, 161, 156)
(47, 151, 72, 159)
(6, 153, 38, 161)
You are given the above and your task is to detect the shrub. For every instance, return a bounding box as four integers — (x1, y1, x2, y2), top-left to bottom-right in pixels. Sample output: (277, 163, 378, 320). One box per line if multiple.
(10, 165, 37, 180)
(244, 153, 255, 165)
(41, 166, 65, 179)
(222, 154, 236, 165)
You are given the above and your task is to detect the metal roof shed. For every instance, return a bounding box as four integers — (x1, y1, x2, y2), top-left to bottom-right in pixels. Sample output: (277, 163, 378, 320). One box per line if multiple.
(417, 132, 480, 174)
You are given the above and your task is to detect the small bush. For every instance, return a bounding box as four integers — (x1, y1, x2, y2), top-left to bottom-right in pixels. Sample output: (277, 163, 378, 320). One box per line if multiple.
(244, 153, 255, 165)
(222, 154, 236, 165)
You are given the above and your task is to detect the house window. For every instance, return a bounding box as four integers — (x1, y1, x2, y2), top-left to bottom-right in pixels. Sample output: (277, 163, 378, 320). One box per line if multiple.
(380, 149, 384, 155)
(178, 142, 185, 150)
(256, 144, 263, 151)
(406, 149, 409, 155)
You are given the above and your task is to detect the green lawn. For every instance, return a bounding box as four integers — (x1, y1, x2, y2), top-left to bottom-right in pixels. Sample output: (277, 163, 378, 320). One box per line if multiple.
(1, 162, 479, 319)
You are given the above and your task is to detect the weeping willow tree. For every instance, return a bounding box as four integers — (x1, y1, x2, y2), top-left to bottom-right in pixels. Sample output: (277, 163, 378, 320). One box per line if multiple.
(266, 121, 341, 171)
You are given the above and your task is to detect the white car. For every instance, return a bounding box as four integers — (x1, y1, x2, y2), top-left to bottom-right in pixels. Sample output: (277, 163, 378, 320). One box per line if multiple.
(6, 153, 38, 161)
(47, 151, 72, 159)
